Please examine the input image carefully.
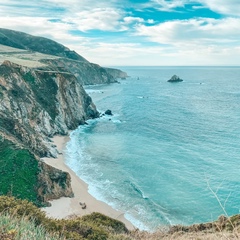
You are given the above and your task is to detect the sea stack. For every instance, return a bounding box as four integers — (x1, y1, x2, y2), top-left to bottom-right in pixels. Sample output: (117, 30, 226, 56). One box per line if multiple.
(167, 75, 183, 82)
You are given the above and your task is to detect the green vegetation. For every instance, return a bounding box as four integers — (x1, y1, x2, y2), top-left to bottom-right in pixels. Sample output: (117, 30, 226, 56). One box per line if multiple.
(0, 86, 3, 99)
(1, 196, 240, 240)
(23, 71, 35, 83)
(24, 71, 59, 120)
(0, 196, 129, 240)
(82, 213, 128, 234)
(0, 213, 61, 240)
(0, 137, 39, 205)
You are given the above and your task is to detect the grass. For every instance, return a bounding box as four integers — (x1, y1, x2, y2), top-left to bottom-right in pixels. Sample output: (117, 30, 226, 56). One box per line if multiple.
(0, 137, 39, 205)
(0, 196, 240, 239)
(0, 196, 129, 240)
(0, 213, 61, 240)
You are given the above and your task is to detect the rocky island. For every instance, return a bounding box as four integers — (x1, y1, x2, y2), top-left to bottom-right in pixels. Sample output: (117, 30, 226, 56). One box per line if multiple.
(167, 74, 183, 82)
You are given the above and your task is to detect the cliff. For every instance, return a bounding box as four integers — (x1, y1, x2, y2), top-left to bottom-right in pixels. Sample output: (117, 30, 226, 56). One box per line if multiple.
(41, 58, 117, 85)
(0, 28, 127, 206)
(0, 60, 99, 205)
(104, 67, 128, 79)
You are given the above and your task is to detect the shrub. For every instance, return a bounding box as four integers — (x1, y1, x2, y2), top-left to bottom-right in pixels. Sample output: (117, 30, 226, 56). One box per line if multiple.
(82, 212, 128, 234)
(0, 196, 129, 239)
(0, 213, 61, 240)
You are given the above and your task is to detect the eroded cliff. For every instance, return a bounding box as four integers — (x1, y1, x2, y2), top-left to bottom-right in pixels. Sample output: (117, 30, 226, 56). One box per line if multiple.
(41, 58, 118, 85)
(0, 60, 99, 205)
(0, 28, 128, 207)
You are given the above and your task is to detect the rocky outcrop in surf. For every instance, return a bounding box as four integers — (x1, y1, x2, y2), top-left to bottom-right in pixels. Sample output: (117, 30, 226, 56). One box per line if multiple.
(167, 75, 183, 82)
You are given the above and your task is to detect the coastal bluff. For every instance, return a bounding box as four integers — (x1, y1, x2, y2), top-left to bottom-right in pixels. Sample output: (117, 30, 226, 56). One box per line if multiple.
(0, 28, 126, 205)
(0, 28, 127, 85)
(0, 60, 98, 204)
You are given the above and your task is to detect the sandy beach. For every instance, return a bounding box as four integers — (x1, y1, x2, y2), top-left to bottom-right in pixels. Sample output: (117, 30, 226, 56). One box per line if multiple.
(41, 134, 134, 230)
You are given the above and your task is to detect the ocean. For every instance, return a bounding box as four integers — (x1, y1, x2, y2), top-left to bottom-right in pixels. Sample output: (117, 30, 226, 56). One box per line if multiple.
(65, 66, 240, 231)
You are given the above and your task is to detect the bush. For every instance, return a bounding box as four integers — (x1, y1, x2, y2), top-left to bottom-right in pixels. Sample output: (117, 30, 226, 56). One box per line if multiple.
(82, 212, 128, 234)
(0, 213, 61, 240)
(0, 196, 130, 240)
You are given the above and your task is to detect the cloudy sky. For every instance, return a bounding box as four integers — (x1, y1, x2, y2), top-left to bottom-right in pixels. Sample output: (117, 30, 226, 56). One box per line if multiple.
(1, 0, 240, 66)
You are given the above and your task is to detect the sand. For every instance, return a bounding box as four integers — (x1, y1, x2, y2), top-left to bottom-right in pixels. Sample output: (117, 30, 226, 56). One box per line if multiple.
(41, 134, 135, 230)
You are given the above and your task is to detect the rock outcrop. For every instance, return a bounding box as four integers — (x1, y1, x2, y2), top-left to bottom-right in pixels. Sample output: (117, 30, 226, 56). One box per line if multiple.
(0, 60, 98, 157)
(167, 75, 183, 82)
(0, 60, 99, 204)
(38, 162, 74, 202)
(104, 67, 128, 80)
(41, 58, 118, 85)
(105, 109, 113, 116)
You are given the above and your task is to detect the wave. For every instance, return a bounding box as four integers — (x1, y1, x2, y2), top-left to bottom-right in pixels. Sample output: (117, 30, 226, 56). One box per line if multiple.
(127, 180, 149, 200)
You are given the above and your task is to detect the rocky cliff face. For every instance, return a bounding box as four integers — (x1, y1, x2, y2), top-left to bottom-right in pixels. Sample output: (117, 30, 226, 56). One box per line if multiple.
(0, 60, 99, 204)
(0, 28, 128, 206)
(38, 162, 74, 202)
(41, 58, 118, 85)
(0, 60, 98, 156)
(104, 67, 128, 79)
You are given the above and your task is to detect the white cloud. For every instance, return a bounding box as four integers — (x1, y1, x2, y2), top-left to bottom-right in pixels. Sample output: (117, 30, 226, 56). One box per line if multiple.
(43, 0, 118, 8)
(148, 0, 240, 17)
(1, 0, 240, 65)
(64, 8, 127, 32)
(147, 19, 155, 24)
(124, 16, 145, 24)
(149, 0, 188, 11)
(135, 17, 240, 46)
(70, 41, 240, 66)
(72, 42, 173, 65)
(0, 16, 90, 49)
(0, 17, 68, 35)
(199, 0, 240, 16)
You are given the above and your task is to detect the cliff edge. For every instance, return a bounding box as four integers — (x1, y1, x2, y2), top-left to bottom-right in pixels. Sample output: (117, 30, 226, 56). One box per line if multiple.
(0, 60, 99, 205)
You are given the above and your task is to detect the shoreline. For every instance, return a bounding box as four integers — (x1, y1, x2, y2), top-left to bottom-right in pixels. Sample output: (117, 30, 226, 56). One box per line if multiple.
(41, 134, 135, 230)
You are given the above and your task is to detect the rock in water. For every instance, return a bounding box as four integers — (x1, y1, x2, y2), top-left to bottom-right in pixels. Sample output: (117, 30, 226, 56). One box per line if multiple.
(105, 109, 113, 115)
(167, 75, 183, 82)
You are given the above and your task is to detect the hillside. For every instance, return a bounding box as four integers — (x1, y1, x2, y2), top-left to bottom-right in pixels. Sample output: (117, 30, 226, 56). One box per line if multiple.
(0, 28, 128, 85)
(0, 28, 87, 62)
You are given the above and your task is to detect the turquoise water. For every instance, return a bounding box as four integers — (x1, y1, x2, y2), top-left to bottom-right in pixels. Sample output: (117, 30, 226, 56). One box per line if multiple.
(65, 67, 240, 230)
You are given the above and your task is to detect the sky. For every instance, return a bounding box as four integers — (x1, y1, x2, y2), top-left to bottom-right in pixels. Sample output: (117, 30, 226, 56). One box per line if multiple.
(1, 0, 240, 66)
